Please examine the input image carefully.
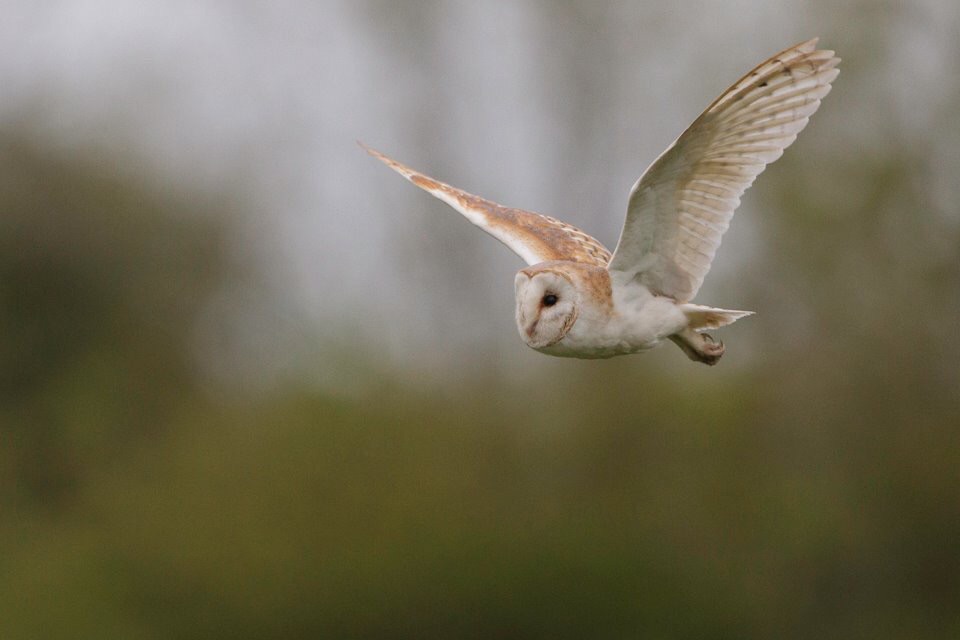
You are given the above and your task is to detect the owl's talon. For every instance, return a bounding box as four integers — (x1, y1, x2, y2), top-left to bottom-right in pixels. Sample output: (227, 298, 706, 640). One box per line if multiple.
(670, 328, 725, 365)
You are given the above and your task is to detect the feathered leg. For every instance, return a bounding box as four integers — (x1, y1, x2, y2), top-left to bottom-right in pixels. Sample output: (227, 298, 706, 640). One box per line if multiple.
(669, 328, 725, 365)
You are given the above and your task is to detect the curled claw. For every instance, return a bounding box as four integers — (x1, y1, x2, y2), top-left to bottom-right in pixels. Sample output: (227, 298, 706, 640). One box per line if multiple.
(669, 328, 725, 365)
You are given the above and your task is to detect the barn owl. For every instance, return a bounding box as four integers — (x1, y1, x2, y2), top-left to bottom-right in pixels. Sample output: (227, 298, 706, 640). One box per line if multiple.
(364, 39, 839, 364)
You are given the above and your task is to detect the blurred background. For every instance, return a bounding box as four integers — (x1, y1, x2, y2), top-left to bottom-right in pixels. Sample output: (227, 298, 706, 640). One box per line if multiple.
(2, 1, 958, 638)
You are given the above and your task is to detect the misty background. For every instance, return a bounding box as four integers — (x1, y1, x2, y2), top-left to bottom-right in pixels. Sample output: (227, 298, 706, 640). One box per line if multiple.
(2, 1, 958, 638)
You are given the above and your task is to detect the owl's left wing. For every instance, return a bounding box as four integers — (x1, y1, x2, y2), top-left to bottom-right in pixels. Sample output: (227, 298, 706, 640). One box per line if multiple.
(608, 38, 840, 302)
(363, 144, 611, 267)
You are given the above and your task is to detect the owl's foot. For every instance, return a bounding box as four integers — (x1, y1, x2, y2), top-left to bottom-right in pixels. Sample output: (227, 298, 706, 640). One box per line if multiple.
(669, 328, 725, 366)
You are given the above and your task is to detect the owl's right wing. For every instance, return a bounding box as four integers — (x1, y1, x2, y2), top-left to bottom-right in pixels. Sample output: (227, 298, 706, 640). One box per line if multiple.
(607, 38, 840, 301)
(363, 144, 611, 268)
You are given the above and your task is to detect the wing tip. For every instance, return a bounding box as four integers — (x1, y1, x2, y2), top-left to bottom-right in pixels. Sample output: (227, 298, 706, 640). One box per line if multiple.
(358, 140, 388, 163)
(359, 142, 423, 184)
(787, 38, 843, 72)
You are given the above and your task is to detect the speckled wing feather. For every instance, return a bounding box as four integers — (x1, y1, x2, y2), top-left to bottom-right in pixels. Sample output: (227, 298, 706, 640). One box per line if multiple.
(363, 144, 611, 267)
(608, 38, 840, 301)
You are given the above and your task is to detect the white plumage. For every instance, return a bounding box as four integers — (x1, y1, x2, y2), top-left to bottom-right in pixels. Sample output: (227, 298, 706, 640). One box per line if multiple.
(364, 39, 839, 364)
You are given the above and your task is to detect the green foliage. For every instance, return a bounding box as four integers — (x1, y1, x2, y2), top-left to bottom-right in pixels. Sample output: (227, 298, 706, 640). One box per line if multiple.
(1, 125, 958, 639)
(0, 137, 226, 507)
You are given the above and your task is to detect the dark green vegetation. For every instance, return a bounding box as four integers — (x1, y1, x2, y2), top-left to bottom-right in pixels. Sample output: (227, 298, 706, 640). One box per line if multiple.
(1, 127, 958, 640)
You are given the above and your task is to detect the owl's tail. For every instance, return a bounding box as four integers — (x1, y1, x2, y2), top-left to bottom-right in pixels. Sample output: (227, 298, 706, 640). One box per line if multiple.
(680, 304, 754, 332)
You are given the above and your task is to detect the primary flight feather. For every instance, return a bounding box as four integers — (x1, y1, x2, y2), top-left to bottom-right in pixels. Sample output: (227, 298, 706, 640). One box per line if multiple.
(364, 39, 839, 364)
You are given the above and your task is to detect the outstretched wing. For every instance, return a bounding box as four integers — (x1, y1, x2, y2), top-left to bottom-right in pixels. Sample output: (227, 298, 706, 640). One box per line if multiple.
(362, 144, 611, 267)
(608, 38, 840, 301)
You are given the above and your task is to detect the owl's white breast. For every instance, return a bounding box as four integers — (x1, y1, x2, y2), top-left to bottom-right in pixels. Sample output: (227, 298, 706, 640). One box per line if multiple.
(534, 279, 687, 359)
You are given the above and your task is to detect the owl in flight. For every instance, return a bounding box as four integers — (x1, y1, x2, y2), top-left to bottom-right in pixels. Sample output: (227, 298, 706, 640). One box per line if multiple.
(364, 39, 839, 364)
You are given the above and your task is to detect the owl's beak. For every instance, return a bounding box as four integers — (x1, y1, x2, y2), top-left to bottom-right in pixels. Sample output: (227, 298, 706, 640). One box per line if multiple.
(524, 318, 539, 339)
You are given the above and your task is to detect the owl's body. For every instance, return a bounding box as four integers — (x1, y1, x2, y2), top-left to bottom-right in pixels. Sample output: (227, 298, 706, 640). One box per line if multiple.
(514, 260, 739, 360)
(364, 39, 839, 365)
(515, 261, 681, 359)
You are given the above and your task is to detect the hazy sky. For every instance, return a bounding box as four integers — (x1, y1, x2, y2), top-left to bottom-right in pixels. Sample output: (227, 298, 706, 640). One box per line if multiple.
(3, 0, 957, 384)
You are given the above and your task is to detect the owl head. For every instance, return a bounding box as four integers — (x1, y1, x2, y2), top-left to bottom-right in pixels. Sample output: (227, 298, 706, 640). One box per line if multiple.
(513, 265, 582, 349)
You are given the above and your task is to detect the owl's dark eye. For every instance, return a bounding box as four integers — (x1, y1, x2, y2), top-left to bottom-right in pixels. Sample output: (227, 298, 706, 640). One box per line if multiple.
(542, 294, 558, 307)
